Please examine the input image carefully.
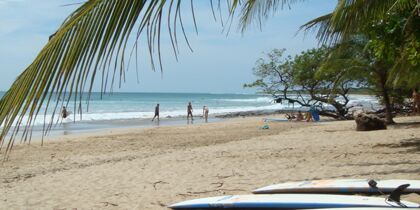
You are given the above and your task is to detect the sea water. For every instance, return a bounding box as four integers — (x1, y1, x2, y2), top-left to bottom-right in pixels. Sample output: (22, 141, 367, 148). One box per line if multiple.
(0, 92, 379, 136)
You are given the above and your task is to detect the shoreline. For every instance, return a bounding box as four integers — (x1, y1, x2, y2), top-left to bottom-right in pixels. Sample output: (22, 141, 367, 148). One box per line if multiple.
(215, 109, 295, 118)
(1, 115, 419, 209)
(18, 109, 293, 140)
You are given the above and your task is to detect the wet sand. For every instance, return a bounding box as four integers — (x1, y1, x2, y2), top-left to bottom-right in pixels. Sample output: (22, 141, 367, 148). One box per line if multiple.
(1, 115, 420, 209)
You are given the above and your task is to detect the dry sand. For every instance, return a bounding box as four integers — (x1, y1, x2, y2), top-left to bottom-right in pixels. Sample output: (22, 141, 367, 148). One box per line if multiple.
(1, 115, 420, 209)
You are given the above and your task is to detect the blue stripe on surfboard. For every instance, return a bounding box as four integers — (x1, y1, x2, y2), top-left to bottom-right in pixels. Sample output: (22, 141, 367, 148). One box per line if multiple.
(169, 194, 420, 209)
(171, 203, 397, 209)
(253, 179, 420, 194)
(225, 203, 389, 208)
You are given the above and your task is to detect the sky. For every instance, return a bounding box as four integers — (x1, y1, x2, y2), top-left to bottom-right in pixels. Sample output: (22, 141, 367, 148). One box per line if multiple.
(0, 0, 336, 94)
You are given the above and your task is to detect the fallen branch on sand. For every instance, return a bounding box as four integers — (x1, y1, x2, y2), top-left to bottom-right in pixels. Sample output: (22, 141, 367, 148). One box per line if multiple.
(101, 201, 118, 207)
(333, 153, 348, 159)
(214, 170, 242, 179)
(177, 188, 246, 196)
(152, 181, 169, 190)
(211, 182, 224, 188)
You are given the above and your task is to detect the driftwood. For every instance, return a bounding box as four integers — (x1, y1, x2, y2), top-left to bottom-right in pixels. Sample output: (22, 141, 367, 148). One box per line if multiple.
(354, 112, 386, 131)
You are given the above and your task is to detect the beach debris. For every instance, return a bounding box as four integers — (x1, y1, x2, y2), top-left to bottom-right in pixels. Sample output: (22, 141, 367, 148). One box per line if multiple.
(333, 152, 348, 159)
(214, 170, 240, 179)
(157, 201, 166, 207)
(178, 188, 246, 196)
(260, 124, 270, 130)
(152, 180, 169, 190)
(100, 201, 118, 207)
(355, 112, 386, 131)
(211, 182, 224, 188)
(215, 174, 234, 179)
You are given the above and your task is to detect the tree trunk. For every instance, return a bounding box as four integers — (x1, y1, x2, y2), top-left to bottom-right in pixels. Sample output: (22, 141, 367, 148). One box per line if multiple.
(309, 91, 348, 119)
(319, 110, 348, 119)
(381, 87, 394, 124)
(378, 69, 394, 124)
(331, 102, 348, 119)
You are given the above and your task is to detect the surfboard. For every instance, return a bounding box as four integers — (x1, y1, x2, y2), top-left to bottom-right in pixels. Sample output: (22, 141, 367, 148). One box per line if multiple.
(168, 194, 419, 209)
(302, 208, 409, 210)
(253, 179, 420, 194)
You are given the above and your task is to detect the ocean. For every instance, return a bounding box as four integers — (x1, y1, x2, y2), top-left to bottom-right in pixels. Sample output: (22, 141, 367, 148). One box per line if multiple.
(0, 92, 379, 137)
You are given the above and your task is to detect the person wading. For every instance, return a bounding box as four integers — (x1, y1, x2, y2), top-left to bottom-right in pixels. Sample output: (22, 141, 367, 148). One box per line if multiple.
(61, 106, 68, 119)
(152, 104, 160, 121)
(187, 102, 193, 121)
(203, 106, 209, 122)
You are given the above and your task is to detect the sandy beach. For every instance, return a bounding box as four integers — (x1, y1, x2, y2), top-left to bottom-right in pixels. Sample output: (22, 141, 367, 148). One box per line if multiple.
(1, 115, 420, 209)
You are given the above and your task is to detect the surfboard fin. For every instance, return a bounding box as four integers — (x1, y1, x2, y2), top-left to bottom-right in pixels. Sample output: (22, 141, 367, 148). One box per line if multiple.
(368, 179, 377, 188)
(387, 184, 410, 203)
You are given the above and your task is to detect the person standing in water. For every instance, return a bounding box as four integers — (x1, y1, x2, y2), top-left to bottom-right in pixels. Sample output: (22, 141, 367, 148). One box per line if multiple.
(152, 104, 160, 121)
(187, 102, 193, 121)
(61, 106, 68, 119)
(203, 106, 209, 122)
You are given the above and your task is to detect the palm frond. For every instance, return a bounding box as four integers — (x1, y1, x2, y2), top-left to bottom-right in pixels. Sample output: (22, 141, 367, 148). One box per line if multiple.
(0, 0, 199, 157)
(0, 0, 304, 157)
(300, 13, 335, 44)
(302, 0, 418, 44)
(233, 0, 303, 33)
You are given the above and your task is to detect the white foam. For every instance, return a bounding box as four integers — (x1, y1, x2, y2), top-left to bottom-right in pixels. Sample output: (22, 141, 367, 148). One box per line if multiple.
(1, 94, 380, 128)
(215, 97, 273, 103)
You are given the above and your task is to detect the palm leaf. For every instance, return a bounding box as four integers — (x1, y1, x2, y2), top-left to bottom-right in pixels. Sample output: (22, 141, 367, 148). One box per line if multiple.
(301, 0, 418, 44)
(302, 0, 420, 87)
(0, 0, 300, 157)
(0, 0, 188, 157)
(300, 13, 335, 44)
(234, 0, 303, 32)
(328, 0, 413, 42)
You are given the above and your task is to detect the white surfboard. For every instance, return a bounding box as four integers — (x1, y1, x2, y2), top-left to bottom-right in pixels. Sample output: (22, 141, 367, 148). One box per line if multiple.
(168, 194, 419, 209)
(253, 179, 420, 194)
(309, 208, 420, 210)
(302, 208, 410, 210)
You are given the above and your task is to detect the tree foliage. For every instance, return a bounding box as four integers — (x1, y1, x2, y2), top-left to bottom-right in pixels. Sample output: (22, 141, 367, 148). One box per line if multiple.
(245, 47, 367, 119)
(302, 1, 420, 123)
(302, 0, 420, 87)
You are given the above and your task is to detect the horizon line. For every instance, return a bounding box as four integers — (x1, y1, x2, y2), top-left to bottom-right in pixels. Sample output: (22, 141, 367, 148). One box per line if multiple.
(0, 90, 262, 95)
